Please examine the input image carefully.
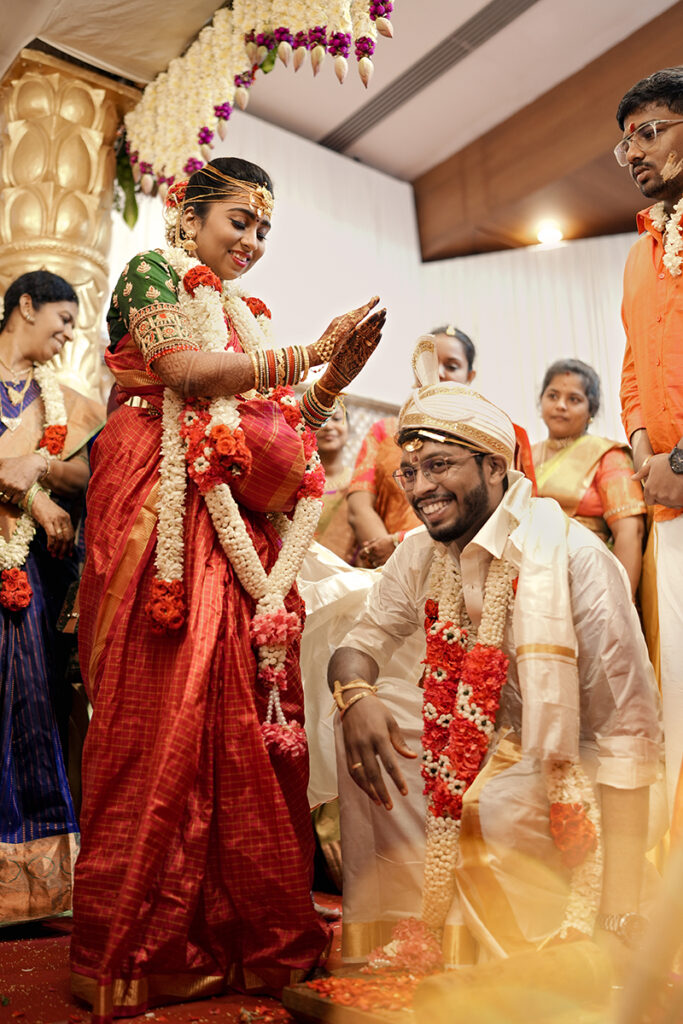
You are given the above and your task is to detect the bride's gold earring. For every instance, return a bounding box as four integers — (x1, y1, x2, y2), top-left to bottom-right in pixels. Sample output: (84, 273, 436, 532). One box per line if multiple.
(182, 233, 198, 254)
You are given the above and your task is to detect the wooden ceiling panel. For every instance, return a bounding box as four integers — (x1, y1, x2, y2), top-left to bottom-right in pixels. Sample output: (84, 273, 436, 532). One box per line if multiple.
(414, 2, 683, 259)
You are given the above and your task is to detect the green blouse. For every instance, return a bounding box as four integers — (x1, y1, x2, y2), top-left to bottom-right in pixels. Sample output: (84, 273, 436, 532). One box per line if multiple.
(107, 250, 195, 372)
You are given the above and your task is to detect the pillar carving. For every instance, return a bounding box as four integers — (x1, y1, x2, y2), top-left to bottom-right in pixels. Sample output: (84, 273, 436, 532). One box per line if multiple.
(0, 50, 140, 399)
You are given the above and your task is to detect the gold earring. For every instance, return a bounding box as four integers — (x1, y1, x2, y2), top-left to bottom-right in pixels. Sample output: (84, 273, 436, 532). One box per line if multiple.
(22, 310, 35, 323)
(182, 233, 198, 254)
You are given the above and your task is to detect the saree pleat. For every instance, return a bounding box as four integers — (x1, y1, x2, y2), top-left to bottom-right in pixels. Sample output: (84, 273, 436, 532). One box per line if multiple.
(72, 406, 329, 1012)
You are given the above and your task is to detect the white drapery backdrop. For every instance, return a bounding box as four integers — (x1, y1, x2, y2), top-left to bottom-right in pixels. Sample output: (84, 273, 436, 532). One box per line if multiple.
(109, 111, 638, 444)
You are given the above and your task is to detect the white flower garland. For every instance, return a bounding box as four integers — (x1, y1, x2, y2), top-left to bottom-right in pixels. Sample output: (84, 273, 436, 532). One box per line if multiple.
(544, 760, 603, 937)
(160, 245, 321, 604)
(419, 549, 601, 946)
(124, 2, 387, 180)
(151, 246, 323, 747)
(0, 364, 67, 572)
(649, 198, 683, 276)
(419, 551, 512, 933)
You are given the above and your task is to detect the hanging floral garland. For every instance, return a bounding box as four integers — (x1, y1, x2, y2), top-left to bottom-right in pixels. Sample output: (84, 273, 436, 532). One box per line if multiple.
(0, 364, 68, 611)
(649, 198, 683, 276)
(145, 240, 324, 758)
(124, 1, 395, 191)
(366, 548, 603, 971)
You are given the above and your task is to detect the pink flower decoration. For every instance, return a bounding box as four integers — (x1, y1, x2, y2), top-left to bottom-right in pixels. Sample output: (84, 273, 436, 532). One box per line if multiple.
(261, 721, 307, 759)
(250, 608, 301, 647)
(258, 664, 287, 689)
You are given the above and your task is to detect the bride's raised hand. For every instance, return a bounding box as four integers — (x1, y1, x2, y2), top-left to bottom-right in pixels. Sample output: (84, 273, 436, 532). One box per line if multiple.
(317, 307, 386, 394)
(306, 296, 379, 367)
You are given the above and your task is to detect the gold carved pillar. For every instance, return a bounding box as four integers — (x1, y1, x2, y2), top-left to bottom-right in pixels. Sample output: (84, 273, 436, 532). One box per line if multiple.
(0, 50, 140, 399)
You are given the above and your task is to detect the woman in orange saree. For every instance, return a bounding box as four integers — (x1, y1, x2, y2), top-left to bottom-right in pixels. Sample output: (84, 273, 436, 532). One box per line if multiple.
(71, 157, 385, 1020)
(532, 358, 646, 596)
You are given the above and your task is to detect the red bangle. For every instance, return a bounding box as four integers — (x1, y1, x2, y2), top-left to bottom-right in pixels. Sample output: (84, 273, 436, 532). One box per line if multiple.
(265, 348, 277, 389)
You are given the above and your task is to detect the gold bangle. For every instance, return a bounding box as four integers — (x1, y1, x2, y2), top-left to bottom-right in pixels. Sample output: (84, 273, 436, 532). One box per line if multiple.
(315, 379, 339, 401)
(339, 690, 375, 720)
(300, 345, 310, 382)
(640, 455, 652, 472)
(249, 351, 259, 391)
(332, 677, 377, 713)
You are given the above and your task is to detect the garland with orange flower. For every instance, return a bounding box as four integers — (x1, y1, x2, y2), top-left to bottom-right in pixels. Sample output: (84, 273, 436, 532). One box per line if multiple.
(366, 546, 602, 974)
(144, 235, 325, 758)
(0, 363, 67, 611)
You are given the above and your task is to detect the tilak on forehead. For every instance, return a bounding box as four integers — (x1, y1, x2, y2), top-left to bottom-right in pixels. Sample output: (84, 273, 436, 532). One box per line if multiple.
(397, 335, 516, 466)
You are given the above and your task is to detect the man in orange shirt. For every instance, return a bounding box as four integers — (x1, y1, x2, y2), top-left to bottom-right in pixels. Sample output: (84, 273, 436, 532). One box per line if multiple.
(616, 67, 683, 811)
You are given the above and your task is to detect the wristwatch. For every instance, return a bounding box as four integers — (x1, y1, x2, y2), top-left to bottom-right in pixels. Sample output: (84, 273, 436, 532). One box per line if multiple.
(669, 446, 683, 474)
(596, 912, 648, 948)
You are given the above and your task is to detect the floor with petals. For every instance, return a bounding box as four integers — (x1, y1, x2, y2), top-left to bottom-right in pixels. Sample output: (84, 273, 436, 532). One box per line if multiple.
(0, 895, 342, 1024)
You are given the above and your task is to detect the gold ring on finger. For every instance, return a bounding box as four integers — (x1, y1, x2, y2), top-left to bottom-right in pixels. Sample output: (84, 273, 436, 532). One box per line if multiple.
(350, 762, 363, 772)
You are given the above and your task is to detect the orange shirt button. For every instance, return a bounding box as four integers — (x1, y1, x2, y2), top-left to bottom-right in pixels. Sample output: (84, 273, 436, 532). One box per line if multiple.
(656, 314, 662, 322)
(659, 272, 666, 279)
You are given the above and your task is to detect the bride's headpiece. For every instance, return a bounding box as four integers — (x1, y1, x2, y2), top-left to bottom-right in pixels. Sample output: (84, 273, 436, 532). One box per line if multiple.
(164, 164, 274, 244)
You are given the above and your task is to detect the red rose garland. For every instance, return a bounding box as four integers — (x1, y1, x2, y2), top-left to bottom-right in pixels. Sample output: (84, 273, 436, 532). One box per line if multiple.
(0, 566, 33, 611)
(421, 598, 509, 822)
(549, 802, 599, 869)
(39, 424, 68, 455)
(241, 295, 272, 320)
(179, 400, 253, 494)
(183, 265, 222, 296)
(149, 247, 327, 760)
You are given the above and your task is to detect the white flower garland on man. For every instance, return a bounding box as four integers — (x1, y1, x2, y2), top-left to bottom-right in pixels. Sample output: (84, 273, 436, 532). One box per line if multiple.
(650, 197, 683, 276)
(367, 547, 603, 971)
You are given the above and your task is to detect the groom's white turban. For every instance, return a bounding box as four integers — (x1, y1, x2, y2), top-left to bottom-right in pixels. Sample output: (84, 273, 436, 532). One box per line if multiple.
(397, 335, 516, 467)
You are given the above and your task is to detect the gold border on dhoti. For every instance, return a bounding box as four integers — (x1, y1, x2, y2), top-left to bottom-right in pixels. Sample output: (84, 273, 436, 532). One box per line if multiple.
(341, 921, 477, 966)
(515, 643, 576, 662)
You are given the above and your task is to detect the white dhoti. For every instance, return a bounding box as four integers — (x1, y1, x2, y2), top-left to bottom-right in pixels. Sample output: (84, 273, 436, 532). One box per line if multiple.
(336, 684, 666, 966)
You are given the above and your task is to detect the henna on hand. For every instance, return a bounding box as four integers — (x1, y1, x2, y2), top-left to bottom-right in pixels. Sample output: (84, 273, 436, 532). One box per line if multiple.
(320, 308, 386, 393)
(312, 296, 380, 365)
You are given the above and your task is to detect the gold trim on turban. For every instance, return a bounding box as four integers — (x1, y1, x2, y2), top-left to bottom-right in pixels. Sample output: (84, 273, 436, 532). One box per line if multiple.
(398, 336, 516, 466)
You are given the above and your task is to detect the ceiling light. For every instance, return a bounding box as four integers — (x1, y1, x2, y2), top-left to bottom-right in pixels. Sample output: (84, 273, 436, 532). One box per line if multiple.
(536, 220, 564, 245)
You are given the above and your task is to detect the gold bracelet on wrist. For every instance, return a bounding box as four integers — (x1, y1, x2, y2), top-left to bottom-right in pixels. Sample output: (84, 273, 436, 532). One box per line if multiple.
(249, 351, 260, 391)
(332, 677, 378, 716)
(300, 345, 310, 382)
(339, 690, 375, 720)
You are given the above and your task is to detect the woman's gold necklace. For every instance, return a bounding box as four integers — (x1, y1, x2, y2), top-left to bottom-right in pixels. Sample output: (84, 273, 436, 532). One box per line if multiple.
(0, 365, 34, 431)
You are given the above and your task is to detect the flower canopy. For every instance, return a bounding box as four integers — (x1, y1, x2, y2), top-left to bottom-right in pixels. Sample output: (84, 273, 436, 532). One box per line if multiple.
(125, 0, 395, 190)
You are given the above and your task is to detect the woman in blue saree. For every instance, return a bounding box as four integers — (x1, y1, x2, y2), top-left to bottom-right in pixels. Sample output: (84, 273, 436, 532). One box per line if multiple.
(0, 271, 103, 925)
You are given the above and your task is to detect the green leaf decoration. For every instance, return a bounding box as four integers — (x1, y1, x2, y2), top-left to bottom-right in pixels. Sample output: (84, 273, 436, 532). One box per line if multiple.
(260, 48, 277, 74)
(116, 145, 139, 229)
